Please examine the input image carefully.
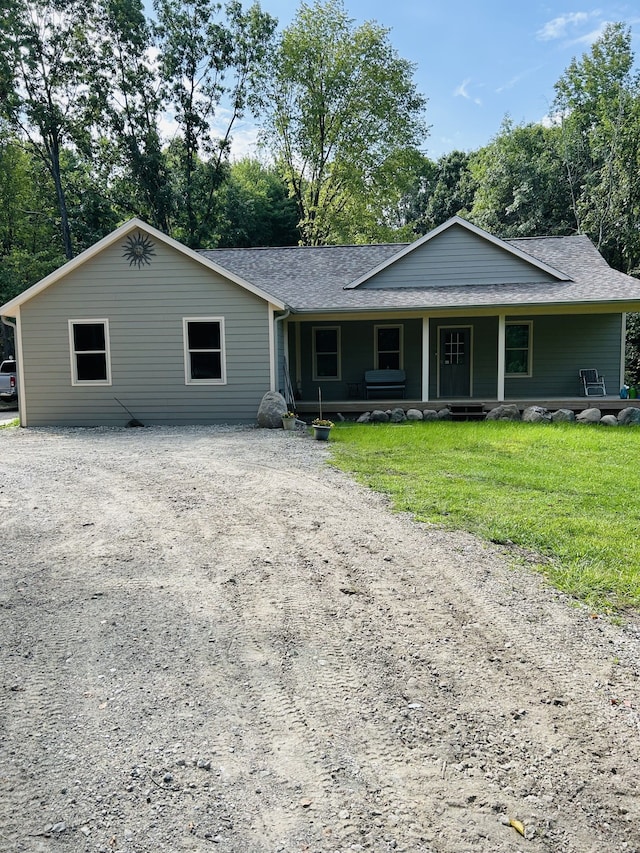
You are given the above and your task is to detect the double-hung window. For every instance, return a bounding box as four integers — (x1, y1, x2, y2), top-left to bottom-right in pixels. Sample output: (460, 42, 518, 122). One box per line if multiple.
(505, 321, 532, 377)
(312, 327, 341, 380)
(69, 319, 111, 385)
(183, 318, 226, 384)
(375, 325, 403, 370)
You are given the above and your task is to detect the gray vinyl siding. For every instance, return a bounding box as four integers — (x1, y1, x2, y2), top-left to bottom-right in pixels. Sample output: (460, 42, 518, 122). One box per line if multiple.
(18, 238, 272, 425)
(297, 319, 423, 402)
(504, 313, 622, 397)
(361, 225, 558, 288)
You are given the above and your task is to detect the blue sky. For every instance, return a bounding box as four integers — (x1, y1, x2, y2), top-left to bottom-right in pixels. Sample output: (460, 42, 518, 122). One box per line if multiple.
(241, 1, 640, 159)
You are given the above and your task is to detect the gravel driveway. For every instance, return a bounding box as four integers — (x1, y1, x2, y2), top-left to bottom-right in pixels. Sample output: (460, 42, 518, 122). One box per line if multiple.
(1, 424, 639, 853)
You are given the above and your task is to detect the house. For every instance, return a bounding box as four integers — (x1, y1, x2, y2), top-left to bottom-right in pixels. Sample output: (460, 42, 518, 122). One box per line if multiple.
(2, 215, 640, 427)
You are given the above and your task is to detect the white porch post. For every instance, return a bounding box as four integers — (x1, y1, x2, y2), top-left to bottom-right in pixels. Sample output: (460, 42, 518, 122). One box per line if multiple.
(422, 317, 430, 401)
(621, 312, 627, 391)
(497, 314, 506, 401)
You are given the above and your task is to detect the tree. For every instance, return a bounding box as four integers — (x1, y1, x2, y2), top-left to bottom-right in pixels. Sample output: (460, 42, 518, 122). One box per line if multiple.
(94, 0, 172, 232)
(0, 0, 101, 259)
(214, 158, 299, 246)
(261, 0, 427, 245)
(468, 120, 572, 237)
(552, 22, 640, 271)
(0, 125, 64, 355)
(415, 150, 477, 234)
(154, 0, 277, 246)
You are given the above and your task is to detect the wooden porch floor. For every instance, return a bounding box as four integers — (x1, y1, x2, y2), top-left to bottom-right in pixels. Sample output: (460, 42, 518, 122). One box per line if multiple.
(295, 397, 640, 417)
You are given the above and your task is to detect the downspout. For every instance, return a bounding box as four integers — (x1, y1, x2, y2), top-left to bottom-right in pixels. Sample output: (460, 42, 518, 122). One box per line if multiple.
(274, 309, 291, 394)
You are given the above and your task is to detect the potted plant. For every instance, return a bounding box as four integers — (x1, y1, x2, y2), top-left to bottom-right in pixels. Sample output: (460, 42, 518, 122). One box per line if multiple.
(282, 411, 297, 431)
(311, 418, 334, 440)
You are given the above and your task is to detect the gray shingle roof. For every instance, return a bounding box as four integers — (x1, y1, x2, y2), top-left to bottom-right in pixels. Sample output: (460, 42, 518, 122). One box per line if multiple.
(199, 232, 640, 313)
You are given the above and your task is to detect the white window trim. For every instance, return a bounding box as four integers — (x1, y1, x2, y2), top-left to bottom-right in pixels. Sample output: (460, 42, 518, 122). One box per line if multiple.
(68, 319, 112, 386)
(312, 326, 341, 381)
(505, 320, 533, 378)
(374, 324, 404, 370)
(183, 317, 227, 385)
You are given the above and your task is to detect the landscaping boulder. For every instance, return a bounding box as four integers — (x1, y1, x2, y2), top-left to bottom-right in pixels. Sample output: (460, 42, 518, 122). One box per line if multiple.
(436, 407, 452, 420)
(618, 407, 640, 426)
(486, 404, 521, 421)
(576, 407, 601, 424)
(522, 405, 551, 424)
(370, 409, 390, 423)
(600, 414, 618, 427)
(357, 412, 371, 423)
(551, 408, 575, 423)
(257, 391, 288, 428)
(389, 407, 407, 423)
(422, 409, 439, 421)
(406, 408, 423, 421)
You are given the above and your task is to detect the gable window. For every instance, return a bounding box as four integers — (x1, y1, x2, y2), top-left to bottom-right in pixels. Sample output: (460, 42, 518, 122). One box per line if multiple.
(184, 318, 226, 384)
(505, 322, 532, 376)
(69, 320, 111, 384)
(313, 327, 340, 380)
(375, 325, 403, 370)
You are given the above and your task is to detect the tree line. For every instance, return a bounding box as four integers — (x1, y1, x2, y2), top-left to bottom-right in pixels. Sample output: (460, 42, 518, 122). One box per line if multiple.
(1, 2, 640, 372)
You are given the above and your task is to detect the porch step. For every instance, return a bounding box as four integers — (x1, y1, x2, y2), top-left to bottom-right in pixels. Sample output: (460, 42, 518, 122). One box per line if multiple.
(449, 404, 486, 421)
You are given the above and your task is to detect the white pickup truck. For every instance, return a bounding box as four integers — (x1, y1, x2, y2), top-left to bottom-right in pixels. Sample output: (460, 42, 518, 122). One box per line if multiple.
(0, 358, 18, 408)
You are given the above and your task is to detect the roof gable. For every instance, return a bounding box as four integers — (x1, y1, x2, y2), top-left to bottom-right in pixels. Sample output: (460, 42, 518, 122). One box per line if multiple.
(0, 218, 285, 316)
(345, 216, 572, 290)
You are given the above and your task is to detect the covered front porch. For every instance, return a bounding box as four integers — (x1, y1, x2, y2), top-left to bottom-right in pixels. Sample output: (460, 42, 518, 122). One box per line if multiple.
(283, 310, 627, 414)
(295, 396, 638, 419)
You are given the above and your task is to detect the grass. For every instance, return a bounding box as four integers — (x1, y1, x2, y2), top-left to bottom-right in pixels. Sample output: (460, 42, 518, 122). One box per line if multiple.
(0, 416, 18, 429)
(329, 421, 640, 612)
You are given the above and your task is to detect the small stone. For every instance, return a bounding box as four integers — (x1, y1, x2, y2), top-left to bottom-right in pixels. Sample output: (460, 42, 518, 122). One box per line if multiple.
(197, 759, 212, 771)
(163, 773, 173, 783)
(51, 822, 67, 833)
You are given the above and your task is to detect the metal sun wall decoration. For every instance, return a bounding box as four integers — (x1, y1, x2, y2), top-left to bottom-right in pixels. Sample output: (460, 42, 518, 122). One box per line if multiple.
(122, 232, 156, 268)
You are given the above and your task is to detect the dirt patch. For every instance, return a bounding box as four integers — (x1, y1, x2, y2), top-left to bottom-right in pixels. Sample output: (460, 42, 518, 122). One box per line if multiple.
(1, 425, 639, 853)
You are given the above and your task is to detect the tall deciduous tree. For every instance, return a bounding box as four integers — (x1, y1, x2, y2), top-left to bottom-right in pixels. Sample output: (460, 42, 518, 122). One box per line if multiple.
(214, 158, 299, 246)
(468, 120, 572, 237)
(261, 0, 427, 245)
(154, 0, 277, 246)
(0, 0, 100, 259)
(552, 22, 640, 271)
(94, 0, 172, 232)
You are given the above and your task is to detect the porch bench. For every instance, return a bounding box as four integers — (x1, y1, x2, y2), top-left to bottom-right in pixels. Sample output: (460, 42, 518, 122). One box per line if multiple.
(364, 369, 406, 399)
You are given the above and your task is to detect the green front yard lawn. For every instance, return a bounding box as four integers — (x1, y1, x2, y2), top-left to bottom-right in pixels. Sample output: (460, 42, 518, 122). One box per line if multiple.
(329, 421, 640, 612)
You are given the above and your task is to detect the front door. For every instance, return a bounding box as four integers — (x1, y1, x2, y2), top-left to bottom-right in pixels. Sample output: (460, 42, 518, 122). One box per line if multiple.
(439, 327, 471, 397)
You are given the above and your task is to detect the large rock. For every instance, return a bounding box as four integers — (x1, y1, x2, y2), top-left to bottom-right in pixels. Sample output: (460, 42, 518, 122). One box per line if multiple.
(389, 407, 407, 423)
(436, 407, 452, 421)
(370, 410, 390, 423)
(551, 408, 575, 423)
(357, 412, 371, 423)
(422, 409, 439, 421)
(600, 415, 618, 427)
(486, 404, 521, 421)
(522, 405, 551, 424)
(618, 407, 640, 426)
(257, 391, 288, 428)
(406, 408, 423, 421)
(576, 407, 601, 424)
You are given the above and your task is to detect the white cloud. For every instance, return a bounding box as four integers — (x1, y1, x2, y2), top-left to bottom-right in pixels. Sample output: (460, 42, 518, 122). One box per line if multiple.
(453, 78, 482, 106)
(536, 11, 600, 41)
(568, 21, 612, 46)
